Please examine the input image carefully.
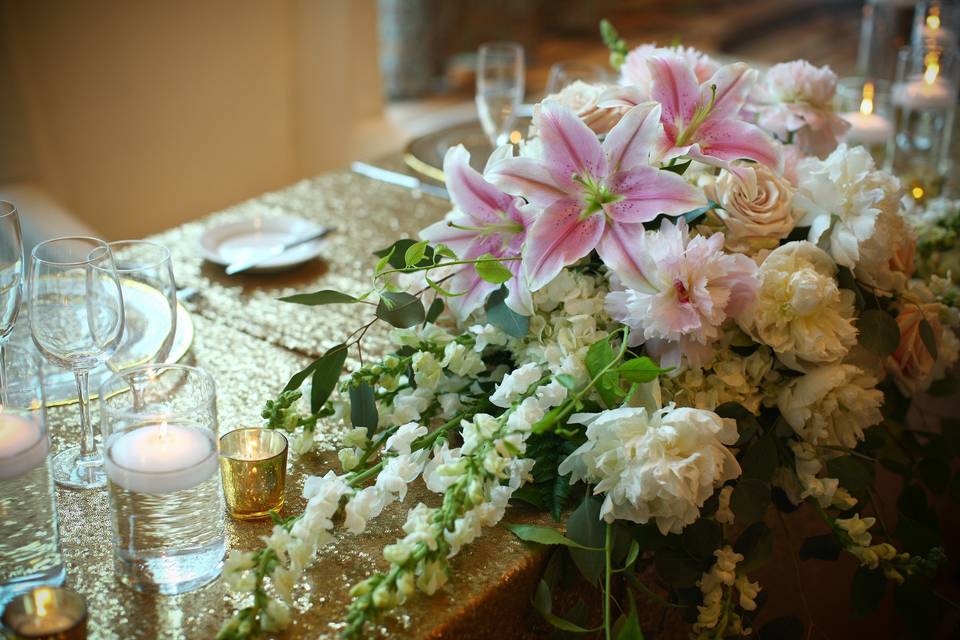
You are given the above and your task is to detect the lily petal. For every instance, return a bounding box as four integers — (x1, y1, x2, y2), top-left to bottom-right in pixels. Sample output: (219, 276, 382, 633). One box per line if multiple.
(596, 221, 657, 293)
(705, 62, 757, 119)
(691, 118, 782, 171)
(648, 54, 701, 128)
(487, 155, 569, 208)
(444, 144, 513, 224)
(523, 199, 604, 291)
(445, 266, 499, 322)
(602, 102, 663, 173)
(419, 215, 477, 257)
(538, 102, 606, 190)
(603, 165, 707, 224)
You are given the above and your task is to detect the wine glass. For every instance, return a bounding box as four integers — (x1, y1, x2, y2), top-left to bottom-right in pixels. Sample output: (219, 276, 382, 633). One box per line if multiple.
(106, 240, 177, 372)
(28, 237, 125, 489)
(476, 42, 525, 146)
(544, 61, 611, 97)
(0, 201, 23, 405)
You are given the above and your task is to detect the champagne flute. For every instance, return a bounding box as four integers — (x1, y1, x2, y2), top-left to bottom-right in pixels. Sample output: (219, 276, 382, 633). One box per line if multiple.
(28, 237, 125, 489)
(476, 42, 525, 147)
(0, 201, 23, 405)
(106, 240, 178, 372)
(544, 61, 611, 97)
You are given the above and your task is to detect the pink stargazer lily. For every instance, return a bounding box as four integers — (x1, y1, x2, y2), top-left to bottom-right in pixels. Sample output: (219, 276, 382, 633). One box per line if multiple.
(488, 102, 706, 292)
(419, 144, 535, 321)
(648, 55, 781, 174)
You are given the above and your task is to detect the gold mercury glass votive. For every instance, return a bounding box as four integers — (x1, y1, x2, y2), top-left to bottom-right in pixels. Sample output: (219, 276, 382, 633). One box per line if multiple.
(219, 428, 288, 520)
(1, 586, 87, 640)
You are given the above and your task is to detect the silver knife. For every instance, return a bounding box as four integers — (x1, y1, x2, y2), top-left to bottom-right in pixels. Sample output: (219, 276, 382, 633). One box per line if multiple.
(225, 227, 335, 275)
(351, 162, 449, 200)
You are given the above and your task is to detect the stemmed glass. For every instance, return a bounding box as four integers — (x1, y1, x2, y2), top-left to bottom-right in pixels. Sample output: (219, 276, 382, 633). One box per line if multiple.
(544, 61, 611, 96)
(0, 201, 23, 405)
(106, 240, 177, 373)
(28, 237, 125, 489)
(476, 42, 525, 146)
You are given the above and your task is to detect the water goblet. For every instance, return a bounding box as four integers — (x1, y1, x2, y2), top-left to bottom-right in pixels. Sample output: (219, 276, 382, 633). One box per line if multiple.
(27, 237, 125, 489)
(544, 61, 611, 97)
(476, 41, 525, 147)
(0, 201, 23, 405)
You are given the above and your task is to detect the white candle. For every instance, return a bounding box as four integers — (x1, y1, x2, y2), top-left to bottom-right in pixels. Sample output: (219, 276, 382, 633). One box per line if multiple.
(893, 77, 956, 110)
(0, 412, 49, 481)
(841, 110, 893, 145)
(104, 421, 217, 494)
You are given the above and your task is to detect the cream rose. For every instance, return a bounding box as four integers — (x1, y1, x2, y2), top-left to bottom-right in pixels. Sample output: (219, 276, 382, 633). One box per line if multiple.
(738, 241, 858, 369)
(886, 301, 960, 396)
(709, 165, 796, 253)
(535, 80, 626, 135)
(855, 206, 917, 295)
(777, 363, 883, 447)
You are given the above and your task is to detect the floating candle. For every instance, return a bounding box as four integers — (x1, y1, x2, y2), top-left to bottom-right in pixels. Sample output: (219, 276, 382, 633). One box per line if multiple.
(841, 81, 893, 146)
(104, 421, 217, 493)
(893, 51, 957, 110)
(1, 586, 87, 640)
(0, 412, 48, 481)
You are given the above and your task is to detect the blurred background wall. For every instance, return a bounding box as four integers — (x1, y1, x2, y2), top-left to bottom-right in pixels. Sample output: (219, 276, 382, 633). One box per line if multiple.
(0, 0, 389, 240)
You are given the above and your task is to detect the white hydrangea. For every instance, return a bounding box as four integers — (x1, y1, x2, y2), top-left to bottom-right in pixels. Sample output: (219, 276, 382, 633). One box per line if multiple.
(661, 340, 775, 413)
(793, 144, 902, 268)
(558, 404, 741, 534)
(777, 363, 883, 447)
(738, 241, 858, 369)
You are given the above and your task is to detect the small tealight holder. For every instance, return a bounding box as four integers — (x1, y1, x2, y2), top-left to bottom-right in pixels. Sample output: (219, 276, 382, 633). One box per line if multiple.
(219, 428, 288, 520)
(837, 76, 894, 163)
(888, 45, 959, 203)
(1, 586, 87, 640)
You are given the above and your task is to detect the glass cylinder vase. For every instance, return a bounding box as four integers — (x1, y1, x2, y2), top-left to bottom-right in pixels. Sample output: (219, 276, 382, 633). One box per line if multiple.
(99, 364, 224, 594)
(0, 345, 64, 608)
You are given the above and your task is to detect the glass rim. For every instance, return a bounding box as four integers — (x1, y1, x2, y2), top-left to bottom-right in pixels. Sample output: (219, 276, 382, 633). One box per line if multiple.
(30, 236, 114, 268)
(478, 41, 524, 55)
(0, 200, 16, 218)
(99, 363, 216, 424)
(219, 427, 288, 461)
(107, 239, 172, 273)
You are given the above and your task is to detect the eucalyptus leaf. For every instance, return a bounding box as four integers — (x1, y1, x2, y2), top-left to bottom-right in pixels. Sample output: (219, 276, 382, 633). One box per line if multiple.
(310, 344, 348, 413)
(851, 566, 886, 617)
(475, 254, 513, 284)
(740, 434, 778, 481)
(730, 478, 770, 525)
(485, 287, 529, 337)
(798, 533, 840, 561)
(505, 524, 600, 550)
(278, 290, 358, 306)
(425, 297, 445, 324)
(826, 456, 873, 493)
(857, 309, 901, 356)
(532, 580, 600, 633)
(681, 519, 721, 560)
(919, 318, 938, 360)
(376, 291, 425, 328)
(734, 522, 772, 571)
(565, 497, 606, 584)
(654, 548, 702, 588)
(349, 383, 378, 434)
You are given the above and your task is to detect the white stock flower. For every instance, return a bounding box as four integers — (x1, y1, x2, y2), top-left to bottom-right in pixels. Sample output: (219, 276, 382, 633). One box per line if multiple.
(789, 441, 857, 509)
(385, 422, 428, 455)
(441, 341, 486, 377)
(262, 598, 291, 631)
(271, 565, 296, 604)
(490, 363, 542, 408)
(342, 427, 369, 449)
(423, 441, 465, 493)
(225, 569, 256, 593)
(388, 387, 433, 424)
(224, 550, 256, 575)
(777, 363, 883, 447)
(715, 486, 735, 525)
(793, 144, 902, 268)
(411, 351, 443, 389)
(290, 430, 315, 455)
(837, 514, 876, 547)
(558, 404, 741, 534)
(438, 392, 463, 419)
(461, 413, 499, 455)
(338, 448, 361, 472)
(468, 323, 509, 351)
(739, 241, 858, 369)
(261, 525, 295, 565)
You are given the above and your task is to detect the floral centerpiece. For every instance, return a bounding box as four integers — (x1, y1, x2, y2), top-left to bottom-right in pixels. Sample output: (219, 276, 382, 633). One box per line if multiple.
(218, 22, 960, 640)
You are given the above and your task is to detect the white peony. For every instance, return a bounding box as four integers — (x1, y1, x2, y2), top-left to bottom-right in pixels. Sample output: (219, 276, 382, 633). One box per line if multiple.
(739, 241, 858, 369)
(793, 144, 902, 269)
(777, 363, 883, 447)
(558, 404, 741, 534)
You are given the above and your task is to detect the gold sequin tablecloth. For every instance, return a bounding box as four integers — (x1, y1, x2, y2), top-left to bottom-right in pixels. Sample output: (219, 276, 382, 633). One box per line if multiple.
(49, 171, 556, 639)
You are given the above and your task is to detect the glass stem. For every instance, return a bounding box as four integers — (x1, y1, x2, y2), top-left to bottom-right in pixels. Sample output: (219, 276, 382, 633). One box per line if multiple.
(74, 370, 96, 460)
(0, 342, 7, 406)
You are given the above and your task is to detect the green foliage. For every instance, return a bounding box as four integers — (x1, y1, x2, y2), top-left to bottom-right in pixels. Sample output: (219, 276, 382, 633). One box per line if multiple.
(278, 290, 358, 305)
(485, 287, 529, 337)
(474, 253, 513, 284)
(532, 579, 601, 633)
(614, 357, 671, 383)
(373, 238, 434, 270)
(660, 159, 691, 175)
(857, 309, 901, 356)
(565, 497, 608, 584)
(735, 522, 773, 572)
(424, 297, 444, 324)
(376, 291, 425, 328)
(740, 434, 778, 481)
(850, 566, 886, 617)
(586, 336, 621, 407)
(681, 519, 721, 560)
(614, 590, 644, 640)
(653, 547, 702, 588)
(825, 456, 873, 493)
(599, 19, 628, 69)
(348, 382, 378, 434)
(310, 344, 349, 413)
(918, 318, 938, 359)
(506, 524, 599, 550)
(730, 478, 770, 525)
(798, 534, 840, 561)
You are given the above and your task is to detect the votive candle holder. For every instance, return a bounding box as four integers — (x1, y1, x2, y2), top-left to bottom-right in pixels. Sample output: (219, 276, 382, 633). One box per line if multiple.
(219, 428, 287, 520)
(1, 586, 87, 640)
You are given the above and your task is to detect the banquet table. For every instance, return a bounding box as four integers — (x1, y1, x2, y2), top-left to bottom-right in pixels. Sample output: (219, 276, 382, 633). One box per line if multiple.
(46, 168, 563, 640)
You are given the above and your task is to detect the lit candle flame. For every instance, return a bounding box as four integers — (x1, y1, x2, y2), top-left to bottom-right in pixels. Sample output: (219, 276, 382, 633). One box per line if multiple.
(859, 81, 875, 116)
(33, 587, 53, 617)
(924, 52, 940, 85)
(158, 420, 169, 440)
(927, 6, 941, 30)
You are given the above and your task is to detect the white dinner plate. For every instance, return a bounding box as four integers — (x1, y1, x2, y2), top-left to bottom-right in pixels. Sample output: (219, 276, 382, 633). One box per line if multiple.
(197, 215, 326, 273)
